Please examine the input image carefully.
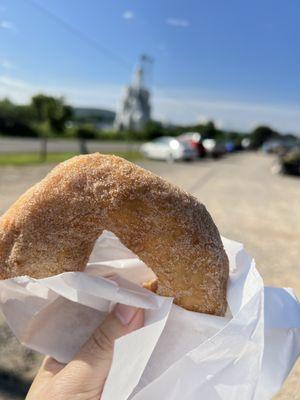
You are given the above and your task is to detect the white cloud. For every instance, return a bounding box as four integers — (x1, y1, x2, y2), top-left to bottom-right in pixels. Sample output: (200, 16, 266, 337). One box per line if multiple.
(0, 75, 26, 88)
(0, 20, 14, 30)
(0, 59, 15, 70)
(197, 115, 209, 124)
(122, 11, 134, 20)
(0, 75, 122, 110)
(1, 75, 300, 134)
(166, 18, 190, 28)
(152, 88, 300, 133)
(215, 119, 224, 129)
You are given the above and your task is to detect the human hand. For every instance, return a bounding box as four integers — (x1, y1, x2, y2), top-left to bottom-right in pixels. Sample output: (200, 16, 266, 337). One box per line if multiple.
(26, 305, 144, 400)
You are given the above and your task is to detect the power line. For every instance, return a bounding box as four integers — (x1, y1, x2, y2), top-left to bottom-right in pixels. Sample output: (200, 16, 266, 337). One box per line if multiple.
(5, 1, 174, 103)
(19, 0, 173, 96)
(23, 0, 132, 71)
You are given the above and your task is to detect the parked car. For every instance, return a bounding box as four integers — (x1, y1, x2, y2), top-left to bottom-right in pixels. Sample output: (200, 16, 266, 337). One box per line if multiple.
(202, 139, 226, 158)
(241, 138, 251, 150)
(225, 141, 235, 153)
(278, 148, 300, 176)
(140, 136, 197, 161)
(177, 132, 206, 158)
(262, 140, 282, 154)
(276, 139, 300, 157)
(266, 138, 300, 157)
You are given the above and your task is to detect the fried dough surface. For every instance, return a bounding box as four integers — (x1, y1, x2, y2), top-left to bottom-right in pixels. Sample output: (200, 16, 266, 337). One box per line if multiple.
(0, 153, 228, 315)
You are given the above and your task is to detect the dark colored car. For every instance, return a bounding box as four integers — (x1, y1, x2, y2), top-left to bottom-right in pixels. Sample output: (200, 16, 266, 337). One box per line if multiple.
(178, 132, 206, 158)
(279, 148, 300, 176)
(202, 138, 226, 158)
(225, 141, 235, 153)
(262, 140, 282, 154)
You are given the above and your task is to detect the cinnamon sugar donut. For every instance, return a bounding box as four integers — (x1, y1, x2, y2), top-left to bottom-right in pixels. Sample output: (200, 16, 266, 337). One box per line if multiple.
(0, 153, 229, 316)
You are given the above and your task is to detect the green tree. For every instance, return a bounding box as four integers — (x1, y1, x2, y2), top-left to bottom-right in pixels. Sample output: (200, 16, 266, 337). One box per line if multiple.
(0, 98, 36, 137)
(198, 121, 219, 139)
(31, 94, 72, 133)
(75, 124, 99, 154)
(143, 120, 164, 140)
(31, 94, 72, 160)
(250, 126, 278, 149)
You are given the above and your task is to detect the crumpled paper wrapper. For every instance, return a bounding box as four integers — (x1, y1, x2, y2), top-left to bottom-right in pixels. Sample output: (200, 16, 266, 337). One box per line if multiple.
(0, 231, 299, 400)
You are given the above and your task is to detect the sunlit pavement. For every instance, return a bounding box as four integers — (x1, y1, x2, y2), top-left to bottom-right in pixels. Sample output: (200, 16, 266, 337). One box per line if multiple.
(0, 151, 299, 399)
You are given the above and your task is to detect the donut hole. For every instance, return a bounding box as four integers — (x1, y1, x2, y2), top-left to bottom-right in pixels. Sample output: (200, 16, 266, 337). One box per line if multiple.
(86, 230, 157, 287)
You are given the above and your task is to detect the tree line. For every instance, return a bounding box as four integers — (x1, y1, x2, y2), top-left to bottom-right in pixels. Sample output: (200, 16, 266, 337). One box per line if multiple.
(0, 95, 297, 150)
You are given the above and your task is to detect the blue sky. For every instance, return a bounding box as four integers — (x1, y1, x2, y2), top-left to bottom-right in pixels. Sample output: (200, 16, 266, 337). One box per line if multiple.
(1, 0, 300, 133)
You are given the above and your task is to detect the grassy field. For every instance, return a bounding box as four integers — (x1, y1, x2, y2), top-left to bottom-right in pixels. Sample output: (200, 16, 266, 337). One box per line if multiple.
(0, 151, 142, 165)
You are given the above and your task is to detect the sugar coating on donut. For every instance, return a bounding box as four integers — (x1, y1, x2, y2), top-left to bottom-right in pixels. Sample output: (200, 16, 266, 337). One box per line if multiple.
(0, 153, 229, 316)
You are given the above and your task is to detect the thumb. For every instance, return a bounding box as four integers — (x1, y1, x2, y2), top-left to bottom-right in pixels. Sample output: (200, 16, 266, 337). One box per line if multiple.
(59, 305, 144, 395)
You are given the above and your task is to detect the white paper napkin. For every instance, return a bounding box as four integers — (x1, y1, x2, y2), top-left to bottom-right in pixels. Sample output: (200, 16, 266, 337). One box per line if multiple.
(0, 231, 299, 400)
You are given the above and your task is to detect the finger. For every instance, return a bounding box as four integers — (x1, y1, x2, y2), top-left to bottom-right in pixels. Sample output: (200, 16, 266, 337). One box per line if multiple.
(56, 305, 144, 395)
(26, 357, 65, 399)
(40, 357, 66, 378)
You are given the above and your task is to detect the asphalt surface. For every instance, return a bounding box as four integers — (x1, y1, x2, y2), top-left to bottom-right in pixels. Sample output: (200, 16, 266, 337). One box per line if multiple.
(0, 152, 299, 399)
(0, 137, 139, 154)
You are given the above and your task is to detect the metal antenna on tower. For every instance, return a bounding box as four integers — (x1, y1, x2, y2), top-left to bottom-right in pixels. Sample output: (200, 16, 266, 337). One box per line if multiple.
(140, 54, 154, 88)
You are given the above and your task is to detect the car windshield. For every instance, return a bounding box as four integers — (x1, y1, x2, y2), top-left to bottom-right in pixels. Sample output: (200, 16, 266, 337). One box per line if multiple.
(179, 141, 191, 149)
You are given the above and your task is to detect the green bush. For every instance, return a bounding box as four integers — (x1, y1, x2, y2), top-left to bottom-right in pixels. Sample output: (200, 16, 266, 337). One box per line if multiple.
(75, 124, 99, 139)
(98, 130, 127, 141)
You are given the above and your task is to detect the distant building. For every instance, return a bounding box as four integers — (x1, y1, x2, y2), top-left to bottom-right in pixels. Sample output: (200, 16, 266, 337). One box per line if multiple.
(114, 56, 151, 132)
(71, 107, 116, 131)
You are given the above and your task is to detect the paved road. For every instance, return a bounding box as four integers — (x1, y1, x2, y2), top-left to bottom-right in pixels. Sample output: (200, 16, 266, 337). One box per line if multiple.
(0, 137, 139, 154)
(0, 152, 299, 399)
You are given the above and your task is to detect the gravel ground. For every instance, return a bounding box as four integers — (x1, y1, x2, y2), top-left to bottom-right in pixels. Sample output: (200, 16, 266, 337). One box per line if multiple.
(0, 152, 299, 399)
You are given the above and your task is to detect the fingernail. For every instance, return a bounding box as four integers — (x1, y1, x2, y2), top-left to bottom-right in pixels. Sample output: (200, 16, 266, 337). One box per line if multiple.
(114, 303, 139, 325)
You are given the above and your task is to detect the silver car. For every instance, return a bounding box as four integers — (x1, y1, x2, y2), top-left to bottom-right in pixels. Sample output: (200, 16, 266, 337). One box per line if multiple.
(140, 136, 197, 161)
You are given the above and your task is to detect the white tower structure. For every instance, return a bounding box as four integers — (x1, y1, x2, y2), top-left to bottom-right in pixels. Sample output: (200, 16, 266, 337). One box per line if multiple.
(114, 55, 152, 132)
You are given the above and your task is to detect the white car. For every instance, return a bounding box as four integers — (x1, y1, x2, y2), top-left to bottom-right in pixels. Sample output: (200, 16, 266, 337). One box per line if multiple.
(140, 136, 197, 161)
